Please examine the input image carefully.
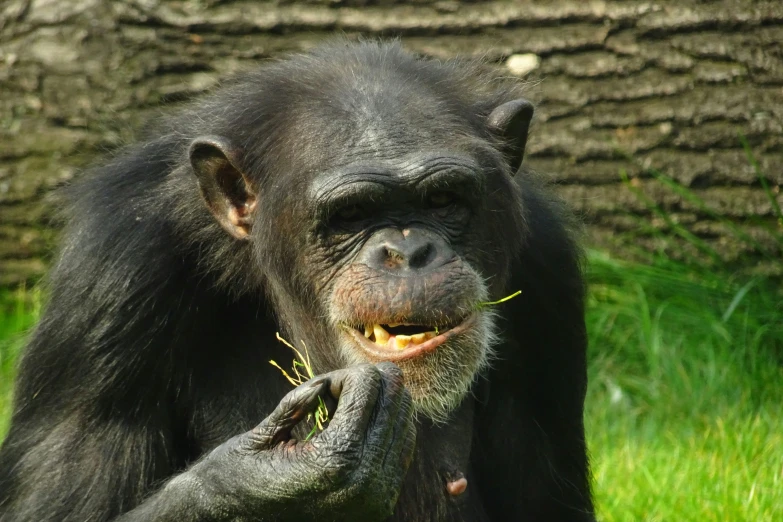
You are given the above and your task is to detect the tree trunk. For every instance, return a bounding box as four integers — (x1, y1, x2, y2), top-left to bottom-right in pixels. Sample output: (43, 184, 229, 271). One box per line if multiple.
(1, 0, 781, 285)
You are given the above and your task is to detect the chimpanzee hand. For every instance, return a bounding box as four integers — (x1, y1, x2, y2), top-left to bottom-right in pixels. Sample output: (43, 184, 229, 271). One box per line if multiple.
(190, 362, 416, 521)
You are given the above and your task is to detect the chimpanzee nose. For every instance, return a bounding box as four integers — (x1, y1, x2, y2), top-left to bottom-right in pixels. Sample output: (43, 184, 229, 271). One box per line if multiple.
(361, 228, 453, 273)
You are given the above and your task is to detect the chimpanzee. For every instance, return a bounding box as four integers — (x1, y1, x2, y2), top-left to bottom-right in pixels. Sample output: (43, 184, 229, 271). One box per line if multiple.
(0, 41, 594, 521)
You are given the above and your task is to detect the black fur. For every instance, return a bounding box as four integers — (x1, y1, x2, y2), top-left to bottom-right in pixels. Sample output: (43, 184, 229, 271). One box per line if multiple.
(0, 41, 594, 521)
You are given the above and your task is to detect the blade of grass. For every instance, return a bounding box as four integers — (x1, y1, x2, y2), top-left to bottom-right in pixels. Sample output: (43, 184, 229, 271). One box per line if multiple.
(271, 333, 329, 441)
(721, 279, 759, 324)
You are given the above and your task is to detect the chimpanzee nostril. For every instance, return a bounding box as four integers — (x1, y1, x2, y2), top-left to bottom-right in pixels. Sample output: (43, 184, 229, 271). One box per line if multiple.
(384, 246, 405, 263)
(408, 243, 434, 269)
(381, 241, 435, 270)
(360, 228, 454, 274)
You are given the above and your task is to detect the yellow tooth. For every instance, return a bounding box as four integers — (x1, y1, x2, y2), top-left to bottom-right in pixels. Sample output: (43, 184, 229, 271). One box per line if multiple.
(373, 324, 390, 344)
(424, 331, 437, 340)
(364, 325, 372, 338)
(387, 322, 401, 328)
(395, 335, 411, 350)
(410, 333, 426, 344)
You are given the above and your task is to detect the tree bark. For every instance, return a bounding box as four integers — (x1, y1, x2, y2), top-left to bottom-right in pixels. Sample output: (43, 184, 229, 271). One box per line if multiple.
(1, 0, 782, 284)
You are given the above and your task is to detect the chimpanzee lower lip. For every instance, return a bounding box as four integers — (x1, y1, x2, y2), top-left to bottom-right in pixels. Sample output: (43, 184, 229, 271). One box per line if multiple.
(344, 313, 478, 362)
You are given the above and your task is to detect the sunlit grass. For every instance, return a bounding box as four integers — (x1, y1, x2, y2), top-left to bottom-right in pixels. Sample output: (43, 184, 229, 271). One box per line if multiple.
(590, 413, 781, 522)
(0, 286, 41, 440)
(584, 251, 782, 521)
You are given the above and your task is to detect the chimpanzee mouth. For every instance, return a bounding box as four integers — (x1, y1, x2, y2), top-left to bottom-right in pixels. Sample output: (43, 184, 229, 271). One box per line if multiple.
(362, 323, 440, 349)
(343, 314, 478, 362)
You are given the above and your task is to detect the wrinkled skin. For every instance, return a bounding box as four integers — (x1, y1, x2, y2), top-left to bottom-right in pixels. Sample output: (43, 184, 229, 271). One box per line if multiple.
(118, 364, 415, 522)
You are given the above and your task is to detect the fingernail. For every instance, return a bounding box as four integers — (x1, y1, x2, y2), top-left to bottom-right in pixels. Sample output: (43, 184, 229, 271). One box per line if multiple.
(308, 377, 327, 388)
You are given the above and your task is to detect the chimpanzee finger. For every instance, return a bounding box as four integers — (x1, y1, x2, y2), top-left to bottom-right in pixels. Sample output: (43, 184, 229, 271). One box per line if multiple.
(320, 364, 382, 445)
(246, 376, 329, 450)
(360, 363, 409, 457)
(384, 383, 416, 475)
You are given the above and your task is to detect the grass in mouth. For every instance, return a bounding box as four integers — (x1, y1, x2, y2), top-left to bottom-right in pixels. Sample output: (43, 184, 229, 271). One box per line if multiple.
(476, 290, 522, 309)
(267, 292, 522, 433)
(269, 332, 330, 441)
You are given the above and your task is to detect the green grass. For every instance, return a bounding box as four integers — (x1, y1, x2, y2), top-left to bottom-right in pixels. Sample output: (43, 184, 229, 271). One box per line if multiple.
(0, 286, 41, 440)
(585, 251, 782, 521)
(586, 139, 783, 520)
(0, 255, 781, 521)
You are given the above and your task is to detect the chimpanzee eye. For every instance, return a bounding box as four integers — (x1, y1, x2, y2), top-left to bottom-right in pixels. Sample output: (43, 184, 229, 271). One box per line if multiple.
(427, 192, 455, 209)
(335, 204, 365, 222)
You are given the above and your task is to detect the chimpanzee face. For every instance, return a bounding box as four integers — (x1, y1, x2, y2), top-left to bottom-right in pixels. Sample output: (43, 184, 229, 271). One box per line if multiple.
(301, 149, 509, 422)
(254, 110, 526, 421)
(189, 57, 531, 423)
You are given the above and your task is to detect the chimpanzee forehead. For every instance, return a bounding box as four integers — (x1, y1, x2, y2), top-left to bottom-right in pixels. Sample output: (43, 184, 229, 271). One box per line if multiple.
(233, 44, 517, 186)
(278, 57, 479, 149)
(279, 89, 484, 178)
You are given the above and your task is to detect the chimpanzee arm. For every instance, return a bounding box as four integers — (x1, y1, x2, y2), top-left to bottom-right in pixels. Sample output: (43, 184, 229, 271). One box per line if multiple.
(1, 362, 414, 522)
(114, 480, 205, 522)
(0, 402, 182, 520)
(0, 170, 193, 520)
(471, 182, 596, 521)
(0, 274, 192, 521)
(0, 426, 197, 522)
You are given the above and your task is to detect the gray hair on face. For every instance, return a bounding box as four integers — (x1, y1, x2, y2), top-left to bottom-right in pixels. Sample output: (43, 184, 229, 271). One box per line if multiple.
(335, 288, 500, 424)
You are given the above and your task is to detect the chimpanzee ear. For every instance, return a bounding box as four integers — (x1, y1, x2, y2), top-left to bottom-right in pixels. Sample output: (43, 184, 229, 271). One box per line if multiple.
(487, 99, 534, 173)
(189, 136, 257, 240)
